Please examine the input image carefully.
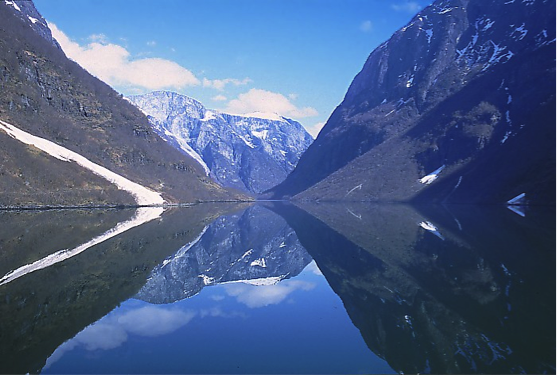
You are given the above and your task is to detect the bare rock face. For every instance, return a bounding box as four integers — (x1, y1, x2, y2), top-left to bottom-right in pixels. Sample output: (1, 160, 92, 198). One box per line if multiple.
(128, 91, 313, 194)
(270, 0, 555, 205)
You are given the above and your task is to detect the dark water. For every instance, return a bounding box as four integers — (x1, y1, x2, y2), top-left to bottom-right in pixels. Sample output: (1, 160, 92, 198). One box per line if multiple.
(0, 202, 554, 374)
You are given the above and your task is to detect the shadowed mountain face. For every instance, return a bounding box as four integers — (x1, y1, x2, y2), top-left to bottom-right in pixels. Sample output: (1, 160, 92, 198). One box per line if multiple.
(269, 202, 555, 374)
(0, 204, 244, 374)
(0, 1, 244, 207)
(268, 0, 555, 205)
(136, 205, 312, 304)
(128, 91, 313, 194)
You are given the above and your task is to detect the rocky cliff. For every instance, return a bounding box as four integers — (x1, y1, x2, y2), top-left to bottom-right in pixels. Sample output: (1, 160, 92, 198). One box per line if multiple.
(268, 0, 555, 205)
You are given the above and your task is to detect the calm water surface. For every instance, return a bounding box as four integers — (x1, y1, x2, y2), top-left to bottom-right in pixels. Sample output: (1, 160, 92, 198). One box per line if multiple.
(0, 202, 554, 374)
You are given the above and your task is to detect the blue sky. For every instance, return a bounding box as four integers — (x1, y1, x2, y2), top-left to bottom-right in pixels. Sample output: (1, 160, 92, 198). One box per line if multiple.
(34, 0, 430, 137)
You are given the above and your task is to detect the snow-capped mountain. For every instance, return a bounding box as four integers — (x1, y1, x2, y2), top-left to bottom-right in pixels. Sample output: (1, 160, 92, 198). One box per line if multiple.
(269, 0, 555, 205)
(135, 205, 312, 304)
(127, 91, 314, 194)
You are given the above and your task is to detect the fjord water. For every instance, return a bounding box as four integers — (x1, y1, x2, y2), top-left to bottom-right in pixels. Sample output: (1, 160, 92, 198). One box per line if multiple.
(0, 203, 554, 374)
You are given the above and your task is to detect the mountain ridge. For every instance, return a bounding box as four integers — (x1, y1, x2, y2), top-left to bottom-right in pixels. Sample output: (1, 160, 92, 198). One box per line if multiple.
(267, 0, 555, 205)
(128, 91, 313, 194)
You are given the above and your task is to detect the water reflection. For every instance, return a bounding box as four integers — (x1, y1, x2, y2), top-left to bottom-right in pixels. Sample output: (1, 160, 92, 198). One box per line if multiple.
(270, 202, 555, 374)
(136, 205, 312, 304)
(0, 202, 554, 374)
(0, 203, 245, 374)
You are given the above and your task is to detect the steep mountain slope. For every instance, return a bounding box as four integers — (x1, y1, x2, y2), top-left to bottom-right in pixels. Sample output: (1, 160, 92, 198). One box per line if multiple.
(269, 0, 555, 205)
(128, 91, 313, 194)
(0, 1, 244, 207)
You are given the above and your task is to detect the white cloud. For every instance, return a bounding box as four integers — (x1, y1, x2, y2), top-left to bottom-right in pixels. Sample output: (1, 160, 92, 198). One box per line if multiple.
(305, 121, 326, 139)
(44, 305, 196, 368)
(88, 33, 109, 44)
(49, 23, 200, 92)
(224, 279, 315, 308)
(212, 94, 228, 102)
(74, 321, 128, 350)
(203, 77, 252, 91)
(360, 20, 373, 32)
(146, 40, 157, 47)
(117, 306, 196, 337)
(223, 88, 318, 119)
(391, 1, 423, 13)
(303, 260, 324, 275)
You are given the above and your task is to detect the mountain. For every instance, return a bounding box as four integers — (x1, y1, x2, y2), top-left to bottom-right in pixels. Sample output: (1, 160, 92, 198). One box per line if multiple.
(136, 204, 312, 304)
(268, 0, 555, 205)
(127, 91, 313, 194)
(0, 1, 245, 207)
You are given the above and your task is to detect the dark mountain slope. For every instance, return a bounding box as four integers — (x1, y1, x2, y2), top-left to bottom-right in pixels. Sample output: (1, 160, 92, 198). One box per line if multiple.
(0, 1, 244, 206)
(269, 0, 555, 205)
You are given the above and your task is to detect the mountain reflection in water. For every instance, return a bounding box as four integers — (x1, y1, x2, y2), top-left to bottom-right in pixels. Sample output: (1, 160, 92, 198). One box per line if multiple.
(0, 202, 554, 374)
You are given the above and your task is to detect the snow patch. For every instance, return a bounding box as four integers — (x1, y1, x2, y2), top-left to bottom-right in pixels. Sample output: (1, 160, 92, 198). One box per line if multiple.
(419, 221, 445, 240)
(345, 183, 363, 197)
(252, 129, 269, 140)
(438, 7, 455, 15)
(0, 207, 164, 286)
(5, 0, 21, 12)
(507, 192, 526, 205)
(199, 274, 215, 285)
(243, 112, 283, 121)
(240, 249, 253, 261)
(164, 130, 210, 175)
(220, 275, 286, 286)
(482, 19, 495, 31)
(202, 110, 217, 121)
(160, 225, 210, 268)
(419, 165, 445, 184)
(250, 258, 267, 268)
(0, 120, 164, 206)
(425, 29, 433, 44)
(512, 24, 528, 40)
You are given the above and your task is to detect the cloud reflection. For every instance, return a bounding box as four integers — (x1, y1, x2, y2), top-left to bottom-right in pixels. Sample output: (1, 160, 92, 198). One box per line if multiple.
(44, 305, 195, 369)
(224, 280, 315, 308)
(117, 305, 195, 337)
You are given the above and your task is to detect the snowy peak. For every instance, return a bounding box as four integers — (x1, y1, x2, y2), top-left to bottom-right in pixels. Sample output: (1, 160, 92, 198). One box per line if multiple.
(127, 91, 313, 194)
(130, 91, 206, 122)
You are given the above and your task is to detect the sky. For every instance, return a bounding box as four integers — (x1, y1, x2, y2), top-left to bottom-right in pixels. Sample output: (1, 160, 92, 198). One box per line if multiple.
(34, 0, 430, 137)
